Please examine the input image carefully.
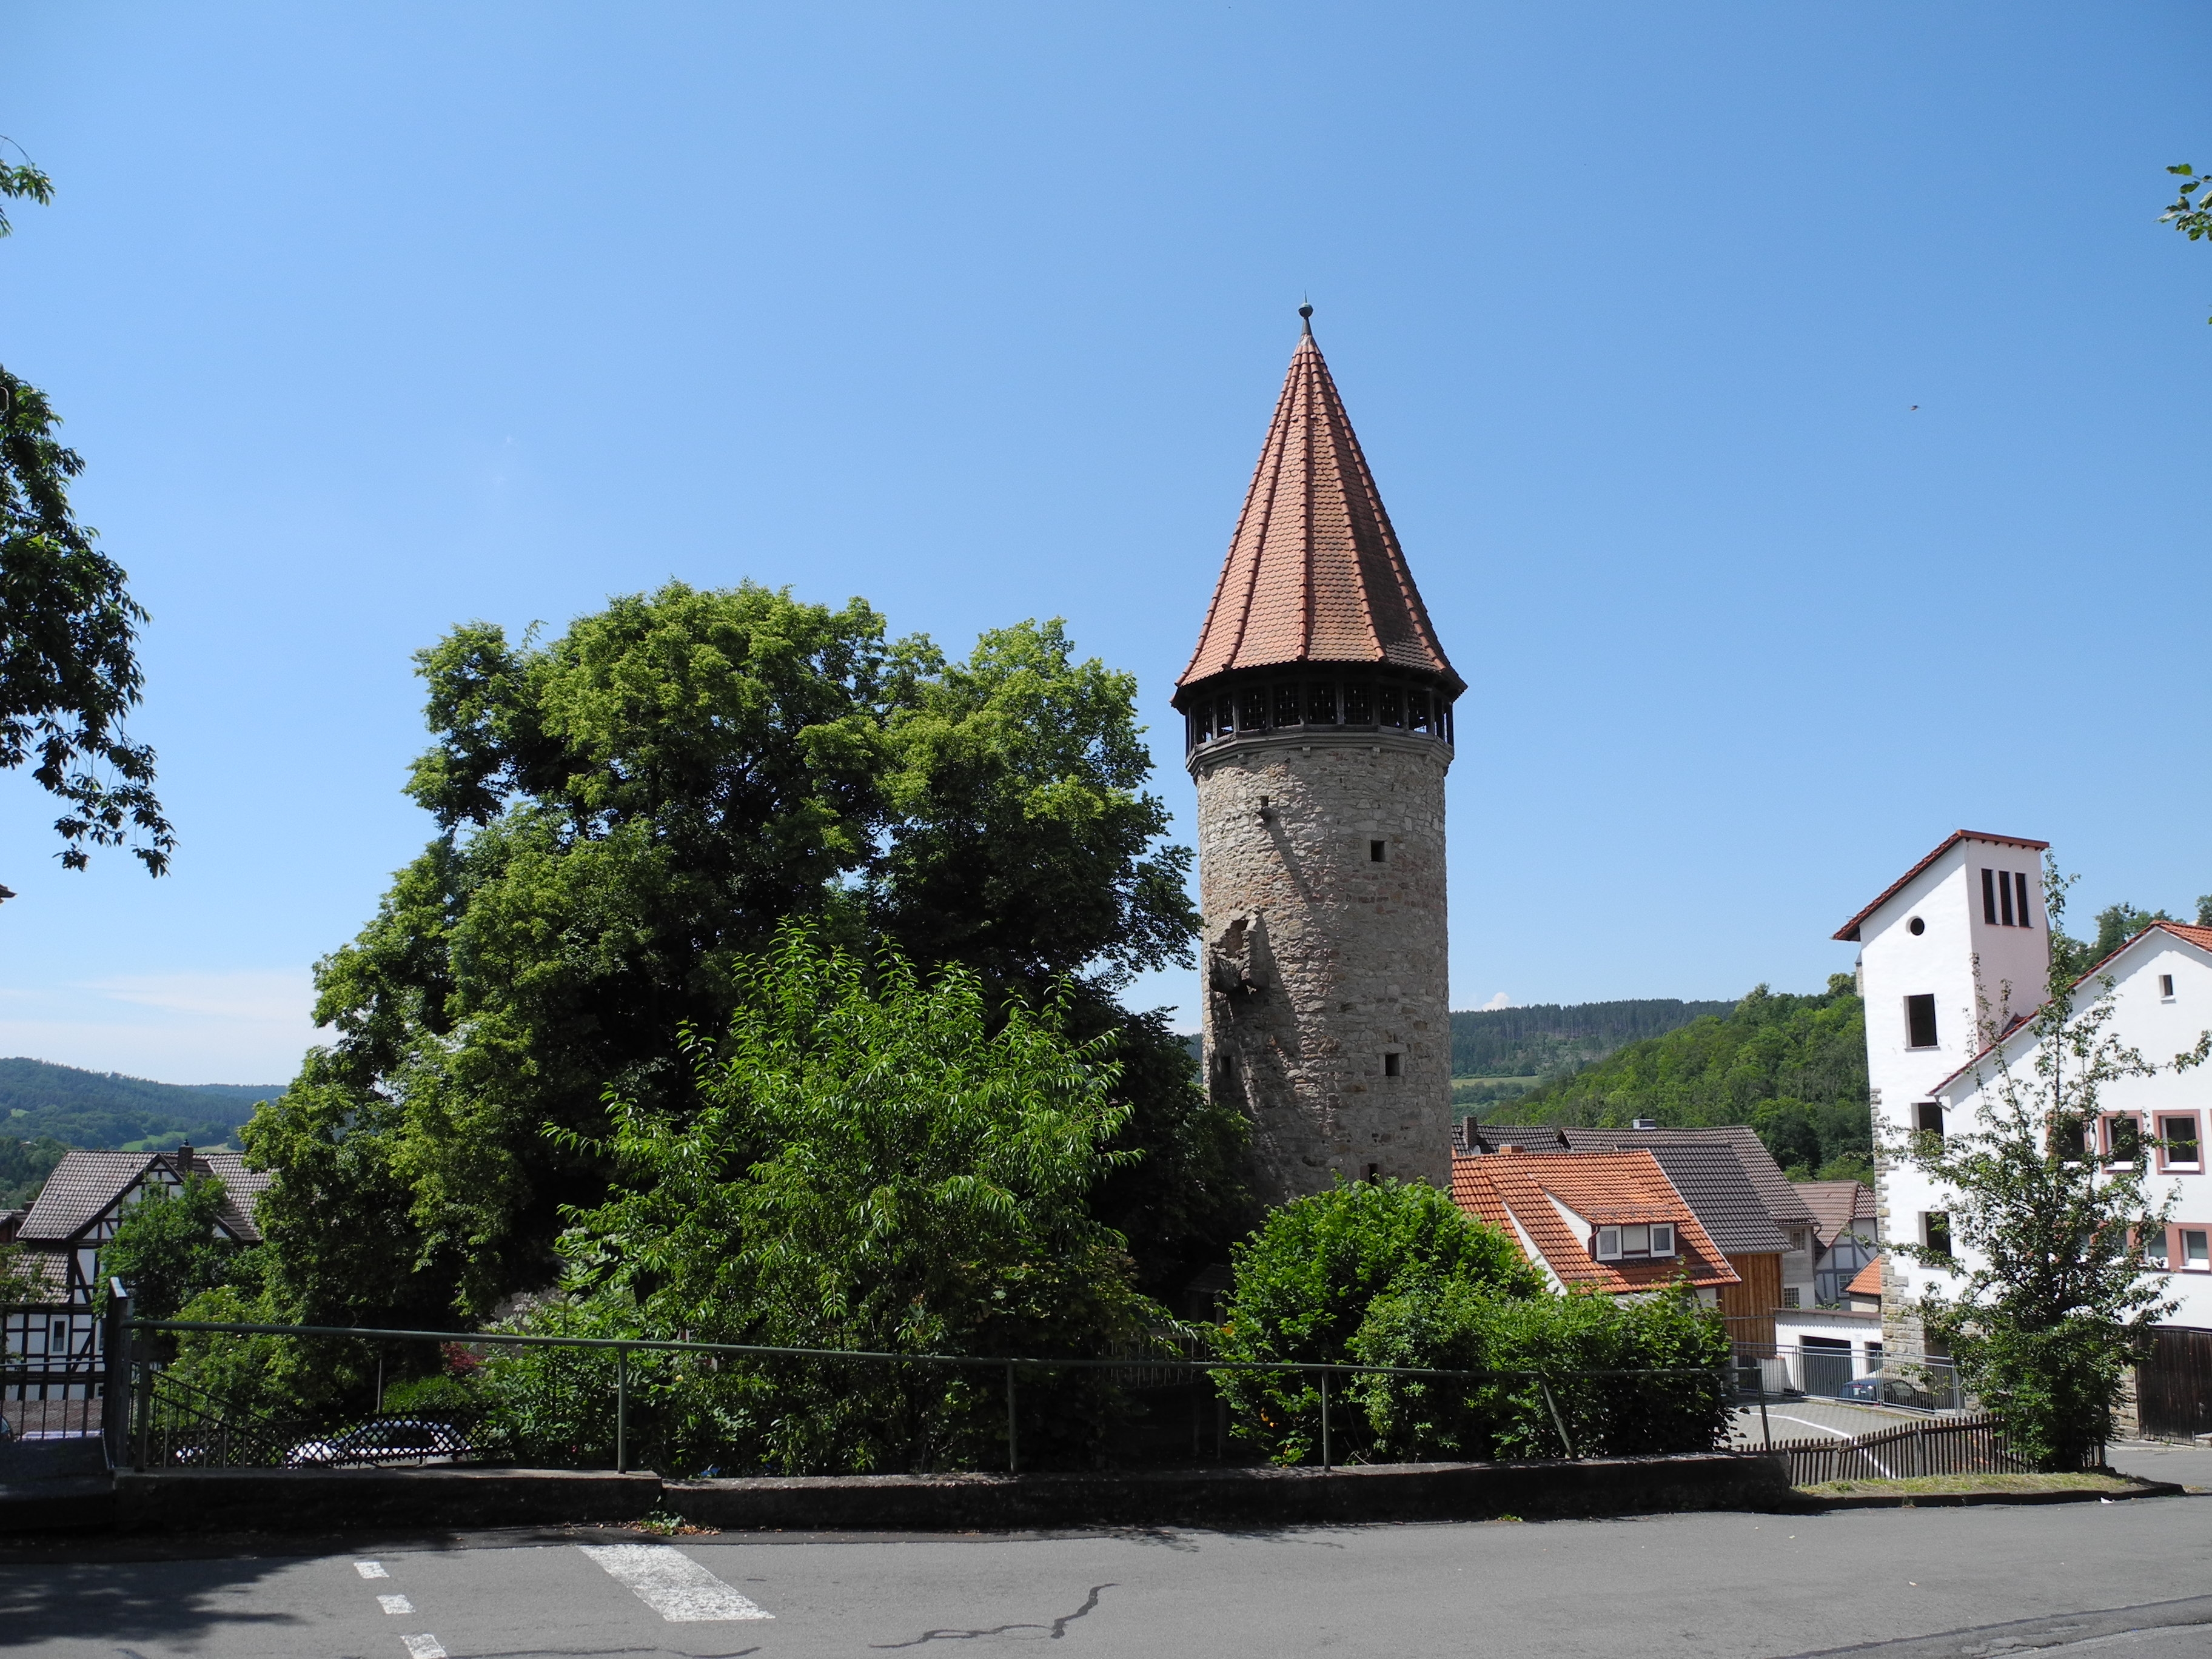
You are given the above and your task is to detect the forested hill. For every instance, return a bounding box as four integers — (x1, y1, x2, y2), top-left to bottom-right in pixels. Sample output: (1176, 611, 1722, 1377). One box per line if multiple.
(0, 1058, 285, 1155)
(1479, 977, 1872, 1181)
(1450, 999, 1735, 1079)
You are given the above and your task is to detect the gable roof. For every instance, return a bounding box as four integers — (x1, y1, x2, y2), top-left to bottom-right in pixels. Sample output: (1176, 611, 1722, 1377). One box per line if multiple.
(1468, 1123, 1818, 1228)
(1832, 830, 2049, 943)
(1177, 320, 1460, 698)
(1846, 1256, 1885, 1298)
(1450, 1148, 1739, 1295)
(18, 1148, 268, 1246)
(1793, 1179, 1877, 1249)
(1931, 919, 2212, 1098)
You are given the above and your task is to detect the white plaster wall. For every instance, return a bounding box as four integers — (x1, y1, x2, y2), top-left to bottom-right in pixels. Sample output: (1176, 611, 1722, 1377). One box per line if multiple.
(1936, 935, 2212, 1330)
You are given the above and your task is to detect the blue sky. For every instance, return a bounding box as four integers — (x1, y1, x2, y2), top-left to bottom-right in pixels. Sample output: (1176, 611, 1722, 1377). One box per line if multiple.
(0, 4, 2205, 1084)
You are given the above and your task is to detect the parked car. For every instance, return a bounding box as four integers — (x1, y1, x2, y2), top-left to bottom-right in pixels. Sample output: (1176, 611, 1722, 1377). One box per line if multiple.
(1840, 1368, 1940, 1409)
(287, 1416, 471, 1468)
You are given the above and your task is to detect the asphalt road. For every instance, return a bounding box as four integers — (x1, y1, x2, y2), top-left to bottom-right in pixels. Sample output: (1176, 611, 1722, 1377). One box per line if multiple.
(4, 1495, 2211, 1659)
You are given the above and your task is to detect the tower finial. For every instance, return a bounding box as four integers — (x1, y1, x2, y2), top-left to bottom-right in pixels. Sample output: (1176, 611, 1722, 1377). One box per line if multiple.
(1298, 301, 1313, 336)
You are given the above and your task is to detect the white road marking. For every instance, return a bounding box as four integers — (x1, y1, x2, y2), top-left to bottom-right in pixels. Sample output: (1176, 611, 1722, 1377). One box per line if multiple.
(355, 1561, 390, 1578)
(378, 1594, 415, 1615)
(1768, 1415, 1852, 1437)
(577, 1543, 774, 1622)
(401, 1637, 447, 1659)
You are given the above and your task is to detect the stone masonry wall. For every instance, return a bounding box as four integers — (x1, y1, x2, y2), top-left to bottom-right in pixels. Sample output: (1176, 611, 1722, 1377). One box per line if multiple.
(1193, 728, 1452, 1205)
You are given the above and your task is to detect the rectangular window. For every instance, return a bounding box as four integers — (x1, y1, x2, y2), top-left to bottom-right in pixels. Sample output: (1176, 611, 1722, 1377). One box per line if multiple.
(1305, 681, 1338, 725)
(2185, 1229, 2210, 1269)
(2160, 1114, 2202, 1171)
(1382, 1051, 1402, 1078)
(2016, 872, 2032, 928)
(1649, 1223, 1675, 1257)
(1239, 685, 1269, 732)
(1923, 1212, 1952, 1258)
(1915, 1101, 1945, 1139)
(2162, 974, 2177, 1000)
(1408, 689, 1431, 733)
(1342, 682, 1373, 723)
(1781, 1287, 1801, 1309)
(1370, 839, 1387, 863)
(1216, 694, 1235, 737)
(1274, 683, 1302, 728)
(2053, 1118, 2088, 1161)
(1379, 685, 1404, 728)
(1999, 873, 2016, 927)
(1622, 1224, 1651, 1255)
(2143, 1227, 2171, 1269)
(1983, 869, 1999, 924)
(1194, 706, 1212, 743)
(1906, 994, 1939, 1049)
(1594, 1227, 1621, 1261)
(2105, 1114, 2143, 1165)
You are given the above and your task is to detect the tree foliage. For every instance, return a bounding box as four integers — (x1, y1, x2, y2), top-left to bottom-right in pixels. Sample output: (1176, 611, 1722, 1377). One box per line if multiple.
(99, 1175, 252, 1321)
(1493, 977, 1872, 1181)
(244, 584, 1228, 1324)
(2163, 162, 2212, 324)
(1898, 863, 2186, 1471)
(0, 149, 171, 877)
(478, 926, 1165, 1474)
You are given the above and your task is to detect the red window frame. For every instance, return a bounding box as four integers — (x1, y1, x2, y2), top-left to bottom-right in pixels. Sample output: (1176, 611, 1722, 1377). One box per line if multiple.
(2157, 1111, 2205, 1173)
(2176, 1224, 2212, 1272)
(2101, 1113, 2145, 1166)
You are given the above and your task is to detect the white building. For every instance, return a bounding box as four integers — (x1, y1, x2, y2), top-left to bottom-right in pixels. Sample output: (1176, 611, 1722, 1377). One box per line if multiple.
(1838, 830, 2212, 1435)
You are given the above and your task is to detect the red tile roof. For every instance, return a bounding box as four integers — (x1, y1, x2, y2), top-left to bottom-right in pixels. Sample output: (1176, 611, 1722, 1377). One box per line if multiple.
(1450, 1148, 1740, 1295)
(1846, 1256, 1884, 1298)
(1792, 1179, 1877, 1250)
(1832, 830, 2048, 942)
(1178, 319, 1460, 696)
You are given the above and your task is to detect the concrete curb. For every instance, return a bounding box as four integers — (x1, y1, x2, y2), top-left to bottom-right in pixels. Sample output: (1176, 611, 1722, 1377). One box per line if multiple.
(113, 1467, 660, 1533)
(44, 1451, 1795, 1537)
(1802, 1476, 2188, 1510)
(0, 1476, 116, 1533)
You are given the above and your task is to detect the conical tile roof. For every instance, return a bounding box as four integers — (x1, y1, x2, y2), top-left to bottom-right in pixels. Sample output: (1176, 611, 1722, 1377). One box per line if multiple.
(1179, 321, 1460, 697)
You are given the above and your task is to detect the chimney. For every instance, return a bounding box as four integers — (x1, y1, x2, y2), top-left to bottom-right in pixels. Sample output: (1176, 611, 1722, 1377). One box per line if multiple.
(1631, 1119, 1658, 1131)
(174, 1143, 195, 1176)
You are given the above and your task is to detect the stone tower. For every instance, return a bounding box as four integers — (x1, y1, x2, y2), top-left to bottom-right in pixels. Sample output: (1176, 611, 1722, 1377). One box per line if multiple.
(1174, 313, 1463, 1205)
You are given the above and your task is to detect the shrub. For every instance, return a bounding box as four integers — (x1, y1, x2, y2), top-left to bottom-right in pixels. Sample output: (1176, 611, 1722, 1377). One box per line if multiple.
(1211, 1178, 1541, 1462)
(1349, 1281, 1731, 1461)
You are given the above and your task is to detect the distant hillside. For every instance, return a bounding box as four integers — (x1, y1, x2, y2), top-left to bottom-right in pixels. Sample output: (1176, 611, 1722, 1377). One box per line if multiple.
(1482, 977, 1871, 1181)
(0, 1057, 286, 1155)
(1450, 999, 1734, 1085)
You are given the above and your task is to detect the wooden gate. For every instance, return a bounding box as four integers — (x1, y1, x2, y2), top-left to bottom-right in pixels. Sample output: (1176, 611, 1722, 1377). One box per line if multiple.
(2137, 1326, 2212, 1441)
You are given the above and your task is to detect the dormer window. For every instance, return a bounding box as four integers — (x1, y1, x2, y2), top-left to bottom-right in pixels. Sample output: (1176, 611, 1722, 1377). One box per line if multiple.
(1591, 1223, 1675, 1262)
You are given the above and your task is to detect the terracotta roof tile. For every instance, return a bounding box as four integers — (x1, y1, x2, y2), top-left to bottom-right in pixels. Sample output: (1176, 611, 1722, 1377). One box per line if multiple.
(1450, 1148, 1740, 1295)
(1179, 321, 1460, 695)
(1470, 1124, 1817, 1228)
(1846, 1256, 1885, 1298)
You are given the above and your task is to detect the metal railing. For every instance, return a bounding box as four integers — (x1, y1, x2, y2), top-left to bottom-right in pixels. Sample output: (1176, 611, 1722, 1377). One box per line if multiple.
(119, 1314, 1734, 1476)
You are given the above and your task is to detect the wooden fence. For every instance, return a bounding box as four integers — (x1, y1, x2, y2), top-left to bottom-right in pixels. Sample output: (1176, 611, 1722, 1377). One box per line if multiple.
(1766, 1411, 2039, 1484)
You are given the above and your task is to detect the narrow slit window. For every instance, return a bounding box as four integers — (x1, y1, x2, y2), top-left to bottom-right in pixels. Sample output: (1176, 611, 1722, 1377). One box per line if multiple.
(1982, 869, 1999, 923)
(1923, 1212, 1952, 1258)
(2162, 974, 2177, 999)
(1370, 839, 1387, 863)
(1906, 994, 1939, 1049)
(1999, 874, 2016, 927)
(1382, 1051, 1402, 1078)
(2014, 871, 2032, 927)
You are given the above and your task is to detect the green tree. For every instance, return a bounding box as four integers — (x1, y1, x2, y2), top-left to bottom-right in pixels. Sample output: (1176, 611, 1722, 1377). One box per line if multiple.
(1896, 863, 2187, 1470)
(245, 586, 1223, 1324)
(2162, 163, 2212, 324)
(489, 925, 1165, 1474)
(1212, 1178, 1540, 1463)
(1495, 977, 1871, 1179)
(99, 1175, 250, 1321)
(1, 150, 171, 877)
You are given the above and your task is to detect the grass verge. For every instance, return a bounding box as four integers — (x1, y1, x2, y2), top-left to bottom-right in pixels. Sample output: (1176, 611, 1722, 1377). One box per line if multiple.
(1798, 1470, 2140, 1498)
